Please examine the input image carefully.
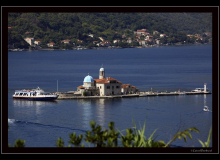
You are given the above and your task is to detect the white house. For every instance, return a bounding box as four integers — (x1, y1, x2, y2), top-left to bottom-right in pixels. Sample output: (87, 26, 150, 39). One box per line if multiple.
(113, 39, 120, 43)
(34, 41, 41, 45)
(146, 35, 153, 40)
(160, 34, 167, 38)
(156, 39, 161, 45)
(127, 37, 132, 43)
(61, 39, 71, 44)
(136, 29, 147, 35)
(24, 37, 34, 46)
(47, 42, 56, 47)
(88, 33, 94, 38)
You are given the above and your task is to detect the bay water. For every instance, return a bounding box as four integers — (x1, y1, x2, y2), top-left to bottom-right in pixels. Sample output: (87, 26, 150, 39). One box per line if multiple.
(8, 44, 212, 147)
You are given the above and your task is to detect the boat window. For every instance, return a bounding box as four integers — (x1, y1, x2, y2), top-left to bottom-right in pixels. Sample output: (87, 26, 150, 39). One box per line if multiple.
(19, 93, 23, 95)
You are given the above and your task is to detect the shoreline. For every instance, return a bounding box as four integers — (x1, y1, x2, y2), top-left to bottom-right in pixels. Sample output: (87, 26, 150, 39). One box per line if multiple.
(8, 43, 211, 52)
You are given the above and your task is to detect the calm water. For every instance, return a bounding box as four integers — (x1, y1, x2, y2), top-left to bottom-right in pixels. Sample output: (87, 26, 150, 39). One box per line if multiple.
(8, 45, 212, 147)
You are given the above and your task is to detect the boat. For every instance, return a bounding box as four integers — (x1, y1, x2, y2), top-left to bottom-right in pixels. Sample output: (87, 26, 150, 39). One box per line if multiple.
(203, 106, 209, 112)
(192, 88, 206, 92)
(191, 84, 209, 93)
(13, 87, 59, 101)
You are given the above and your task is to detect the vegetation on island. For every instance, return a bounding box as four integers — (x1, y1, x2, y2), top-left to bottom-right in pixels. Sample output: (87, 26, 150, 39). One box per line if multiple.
(8, 13, 212, 50)
(8, 120, 212, 148)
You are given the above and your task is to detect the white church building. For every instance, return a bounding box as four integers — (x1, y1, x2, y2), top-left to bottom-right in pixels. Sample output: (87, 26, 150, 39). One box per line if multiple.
(75, 65, 138, 96)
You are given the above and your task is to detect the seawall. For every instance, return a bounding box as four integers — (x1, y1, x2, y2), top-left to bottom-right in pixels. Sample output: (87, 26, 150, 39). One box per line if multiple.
(56, 91, 211, 100)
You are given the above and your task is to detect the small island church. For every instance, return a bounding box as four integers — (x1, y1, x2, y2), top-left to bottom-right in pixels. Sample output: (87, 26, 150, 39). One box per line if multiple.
(75, 65, 138, 96)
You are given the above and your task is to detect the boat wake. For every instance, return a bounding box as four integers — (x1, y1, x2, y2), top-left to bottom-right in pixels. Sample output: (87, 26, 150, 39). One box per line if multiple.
(8, 119, 17, 124)
(8, 118, 86, 133)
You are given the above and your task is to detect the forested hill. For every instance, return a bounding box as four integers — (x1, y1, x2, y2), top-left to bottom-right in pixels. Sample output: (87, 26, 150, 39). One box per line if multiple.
(8, 13, 212, 48)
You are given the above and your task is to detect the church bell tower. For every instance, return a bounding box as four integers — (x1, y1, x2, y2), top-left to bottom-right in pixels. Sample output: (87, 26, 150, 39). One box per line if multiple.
(99, 64, 105, 79)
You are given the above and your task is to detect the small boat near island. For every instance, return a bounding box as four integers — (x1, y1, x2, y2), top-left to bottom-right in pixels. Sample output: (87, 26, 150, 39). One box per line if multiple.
(203, 106, 209, 112)
(13, 87, 59, 101)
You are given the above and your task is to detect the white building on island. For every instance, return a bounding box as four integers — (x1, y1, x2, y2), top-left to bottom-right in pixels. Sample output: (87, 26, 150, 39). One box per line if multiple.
(75, 65, 138, 96)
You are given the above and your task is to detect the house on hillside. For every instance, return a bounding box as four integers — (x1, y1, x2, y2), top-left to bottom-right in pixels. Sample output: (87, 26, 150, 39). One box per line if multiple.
(113, 39, 120, 43)
(160, 34, 167, 38)
(195, 36, 204, 41)
(88, 33, 94, 38)
(34, 41, 41, 45)
(100, 41, 111, 47)
(146, 35, 153, 40)
(47, 42, 56, 47)
(139, 40, 147, 46)
(156, 39, 161, 45)
(136, 35, 141, 39)
(61, 39, 71, 44)
(127, 37, 132, 43)
(24, 37, 34, 46)
(136, 29, 147, 35)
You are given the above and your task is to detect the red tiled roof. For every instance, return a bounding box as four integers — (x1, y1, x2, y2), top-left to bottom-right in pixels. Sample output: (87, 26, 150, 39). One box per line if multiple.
(121, 84, 136, 88)
(137, 29, 147, 32)
(48, 42, 55, 45)
(94, 77, 122, 84)
(77, 85, 85, 89)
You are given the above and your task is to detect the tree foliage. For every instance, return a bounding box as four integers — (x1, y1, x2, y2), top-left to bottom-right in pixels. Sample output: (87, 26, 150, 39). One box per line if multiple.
(9, 121, 213, 148)
(8, 13, 212, 48)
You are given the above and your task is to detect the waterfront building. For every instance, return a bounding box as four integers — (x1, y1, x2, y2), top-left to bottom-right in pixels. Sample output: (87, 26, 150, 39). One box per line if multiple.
(121, 84, 138, 94)
(75, 65, 138, 96)
(75, 65, 122, 96)
(94, 65, 122, 96)
(94, 77, 122, 96)
(76, 74, 97, 96)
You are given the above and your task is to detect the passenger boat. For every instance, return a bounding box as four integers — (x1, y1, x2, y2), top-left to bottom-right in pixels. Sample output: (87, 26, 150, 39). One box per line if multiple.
(191, 88, 207, 92)
(13, 87, 59, 101)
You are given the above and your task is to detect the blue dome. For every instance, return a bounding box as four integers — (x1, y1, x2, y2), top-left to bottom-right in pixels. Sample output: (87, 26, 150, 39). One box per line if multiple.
(83, 74, 94, 83)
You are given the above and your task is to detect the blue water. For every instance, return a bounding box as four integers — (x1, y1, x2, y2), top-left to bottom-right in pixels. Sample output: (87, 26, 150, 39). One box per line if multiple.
(8, 45, 212, 147)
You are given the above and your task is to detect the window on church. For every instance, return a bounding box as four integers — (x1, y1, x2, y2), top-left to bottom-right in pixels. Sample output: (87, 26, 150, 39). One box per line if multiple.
(107, 86, 110, 89)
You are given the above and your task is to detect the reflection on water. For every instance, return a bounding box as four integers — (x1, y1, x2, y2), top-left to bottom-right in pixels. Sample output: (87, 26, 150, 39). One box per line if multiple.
(76, 98, 122, 128)
(12, 100, 58, 117)
(13, 99, 58, 107)
(204, 94, 207, 107)
(77, 99, 93, 129)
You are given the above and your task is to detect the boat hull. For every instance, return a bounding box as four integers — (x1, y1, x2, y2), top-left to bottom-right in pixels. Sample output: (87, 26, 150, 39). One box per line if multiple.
(13, 95, 59, 101)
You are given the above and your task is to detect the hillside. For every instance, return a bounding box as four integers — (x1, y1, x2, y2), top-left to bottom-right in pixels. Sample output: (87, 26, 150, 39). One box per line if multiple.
(8, 13, 212, 49)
